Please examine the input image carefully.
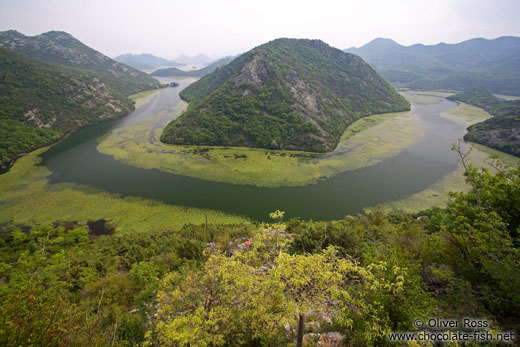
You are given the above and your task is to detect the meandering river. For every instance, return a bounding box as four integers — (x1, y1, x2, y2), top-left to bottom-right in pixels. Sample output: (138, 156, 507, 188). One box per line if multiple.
(41, 82, 463, 220)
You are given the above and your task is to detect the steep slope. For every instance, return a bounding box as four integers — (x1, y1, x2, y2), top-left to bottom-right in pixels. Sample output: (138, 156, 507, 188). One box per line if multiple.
(161, 38, 409, 152)
(113, 53, 182, 70)
(448, 88, 520, 156)
(0, 47, 133, 169)
(151, 56, 234, 77)
(345, 36, 520, 95)
(0, 30, 160, 95)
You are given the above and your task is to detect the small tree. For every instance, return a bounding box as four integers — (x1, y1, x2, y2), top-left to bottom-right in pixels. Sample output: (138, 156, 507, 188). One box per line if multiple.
(269, 210, 285, 224)
(150, 239, 407, 346)
(149, 255, 287, 346)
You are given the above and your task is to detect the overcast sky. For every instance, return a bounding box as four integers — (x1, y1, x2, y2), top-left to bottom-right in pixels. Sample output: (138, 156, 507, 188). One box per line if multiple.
(1, 0, 519, 59)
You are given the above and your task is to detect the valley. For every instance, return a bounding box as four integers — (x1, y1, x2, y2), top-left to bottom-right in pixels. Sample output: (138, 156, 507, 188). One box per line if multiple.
(0, 9, 519, 342)
(1, 77, 516, 225)
(98, 78, 423, 187)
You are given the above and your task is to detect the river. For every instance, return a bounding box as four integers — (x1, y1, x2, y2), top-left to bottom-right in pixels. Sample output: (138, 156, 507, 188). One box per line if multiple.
(41, 81, 462, 221)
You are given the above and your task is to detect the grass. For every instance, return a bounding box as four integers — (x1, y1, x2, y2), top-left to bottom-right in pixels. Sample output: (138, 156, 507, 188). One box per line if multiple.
(439, 101, 492, 126)
(377, 145, 518, 213)
(0, 148, 248, 233)
(399, 89, 455, 99)
(129, 88, 163, 109)
(401, 93, 443, 105)
(411, 90, 455, 98)
(378, 101, 520, 213)
(4, 89, 513, 228)
(98, 96, 425, 187)
(494, 94, 520, 101)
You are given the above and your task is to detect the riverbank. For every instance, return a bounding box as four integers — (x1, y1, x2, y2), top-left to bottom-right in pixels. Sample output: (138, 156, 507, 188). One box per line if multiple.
(0, 86, 166, 176)
(3, 86, 518, 226)
(0, 147, 249, 233)
(378, 101, 519, 212)
(97, 91, 425, 187)
(0, 84, 249, 231)
(129, 88, 163, 108)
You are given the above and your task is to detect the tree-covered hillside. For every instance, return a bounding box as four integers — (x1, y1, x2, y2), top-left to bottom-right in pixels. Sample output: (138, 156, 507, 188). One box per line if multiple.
(1, 158, 519, 345)
(161, 38, 410, 152)
(0, 30, 160, 95)
(0, 47, 133, 168)
(448, 88, 520, 156)
(346, 36, 520, 95)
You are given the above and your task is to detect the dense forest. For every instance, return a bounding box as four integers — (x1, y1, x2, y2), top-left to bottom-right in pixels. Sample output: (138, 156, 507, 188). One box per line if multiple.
(161, 38, 410, 152)
(448, 88, 520, 156)
(346, 37, 520, 95)
(0, 30, 161, 171)
(0, 153, 519, 345)
(0, 47, 134, 169)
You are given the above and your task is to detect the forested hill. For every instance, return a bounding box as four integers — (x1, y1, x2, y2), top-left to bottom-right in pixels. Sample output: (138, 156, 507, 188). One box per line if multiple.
(0, 47, 133, 170)
(448, 88, 520, 156)
(161, 38, 410, 152)
(0, 30, 160, 95)
(345, 36, 520, 95)
(151, 56, 234, 77)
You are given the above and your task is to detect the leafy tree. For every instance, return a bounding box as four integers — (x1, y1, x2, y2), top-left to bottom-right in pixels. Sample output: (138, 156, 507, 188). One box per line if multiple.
(150, 232, 407, 346)
(150, 254, 288, 346)
(423, 144, 520, 327)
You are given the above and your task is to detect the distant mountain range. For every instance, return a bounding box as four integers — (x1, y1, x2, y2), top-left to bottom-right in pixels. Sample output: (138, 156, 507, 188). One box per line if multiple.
(0, 30, 160, 170)
(114, 52, 214, 70)
(345, 36, 520, 95)
(151, 56, 235, 78)
(173, 53, 212, 65)
(161, 38, 409, 152)
(113, 53, 183, 70)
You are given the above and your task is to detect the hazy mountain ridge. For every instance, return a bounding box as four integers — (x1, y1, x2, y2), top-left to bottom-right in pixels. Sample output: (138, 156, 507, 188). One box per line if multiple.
(151, 56, 235, 77)
(161, 38, 410, 152)
(346, 36, 520, 95)
(0, 30, 160, 95)
(173, 53, 212, 65)
(113, 53, 182, 70)
(113, 52, 217, 70)
(0, 47, 133, 167)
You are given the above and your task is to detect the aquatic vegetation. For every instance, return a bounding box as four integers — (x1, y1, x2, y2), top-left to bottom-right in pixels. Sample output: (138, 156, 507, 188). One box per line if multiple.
(379, 102, 519, 212)
(129, 88, 162, 109)
(3, 91, 516, 229)
(98, 97, 424, 187)
(441, 100, 493, 126)
(378, 144, 518, 212)
(0, 148, 248, 232)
